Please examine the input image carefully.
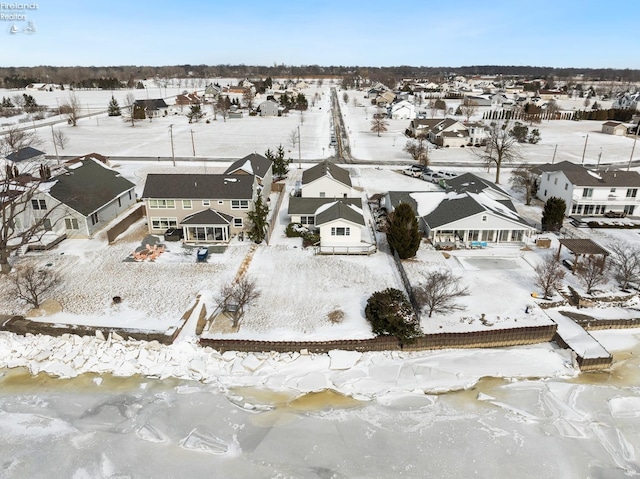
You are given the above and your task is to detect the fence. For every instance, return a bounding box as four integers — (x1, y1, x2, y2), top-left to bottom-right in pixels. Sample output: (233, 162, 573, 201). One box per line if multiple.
(200, 324, 557, 354)
(106, 203, 146, 243)
(265, 183, 285, 245)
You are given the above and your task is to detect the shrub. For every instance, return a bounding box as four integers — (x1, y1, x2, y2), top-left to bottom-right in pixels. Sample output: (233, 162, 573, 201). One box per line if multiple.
(365, 288, 421, 343)
(285, 222, 307, 238)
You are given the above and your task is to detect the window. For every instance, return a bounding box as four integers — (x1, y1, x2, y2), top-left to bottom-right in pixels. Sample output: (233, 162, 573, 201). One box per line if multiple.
(301, 216, 315, 225)
(202, 200, 211, 207)
(554, 178, 558, 185)
(610, 188, 617, 193)
(217, 200, 224, 205)
(128, 191, 132, 200)
(231, 200, 249, 209)
(151, 217, 178, 229)
(233, 218, 243, 228)
(481, 215, 487, 222)
(31, 199, 46, 210)
(43, 219, 52, 231)
(546, 174, 550, 181)
(576, 205, 583, 214)
(544, 190, 547, 197)
(583, 205, 594, 215)
(564, 183, 568, 190)
(571, 204, 577, 214)
(319, 192, 326, 198)
(582, 188, 593, 198)
(498, 230, 510, 242)
(65, 218, 79, 230)
(331, 227, 350, 236)
(149, 199, 175, 209)
(627, 188, 638, 198)
(624, 205, 636, 215)
(117, 197, 122, 208)
(182, 200, 192, 209)
(468, 230, 480, 241)
(511, 230, 524, 242)
(90, 213, 99, 225)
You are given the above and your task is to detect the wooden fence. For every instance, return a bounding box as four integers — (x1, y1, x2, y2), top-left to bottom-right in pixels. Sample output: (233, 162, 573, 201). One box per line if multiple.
(106, 203, 146, 243)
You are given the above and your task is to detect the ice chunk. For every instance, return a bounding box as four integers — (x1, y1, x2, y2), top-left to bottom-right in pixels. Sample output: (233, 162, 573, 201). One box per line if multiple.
(180, 428, 229, 455)
(328, 350, 362, 370)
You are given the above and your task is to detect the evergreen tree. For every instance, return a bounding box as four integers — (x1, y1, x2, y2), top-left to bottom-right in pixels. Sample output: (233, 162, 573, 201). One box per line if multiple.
(365, 288, 421, 343)
(541, 197, 566, 231)
(246, 195, 269, 244)
(187, 104, 204, 123)
(386, 202, 421, 259)
(266, 144, 290, 179)
(107, 95, 121, 116)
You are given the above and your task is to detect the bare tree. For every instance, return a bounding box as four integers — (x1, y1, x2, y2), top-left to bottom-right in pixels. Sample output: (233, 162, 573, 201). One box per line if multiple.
(534, 254, 566, 299)
(403, 134, 429, 166)
(414, 270, 470, 318)
(608, 242, 640, 291)
(216, 277, 260, 328)
(427, 98, 437, 118)
(12, 261, 59, 308)
(288, 128, 298, 150)
(576, 255, 609, 295)
(0, 126, 42, 156)
(545, 99, 560, 120)
(59, 92, 81, 126)
(53, 129, 68, 150)
(342, 92, 349, 104)
(0, 174, 62, 274)
(473, 120, 520, 184)
(242, 88, 255, 110)
(509, 166, 538, 205)
(370, 109, 389, 137)
(460, 99, 478, 122)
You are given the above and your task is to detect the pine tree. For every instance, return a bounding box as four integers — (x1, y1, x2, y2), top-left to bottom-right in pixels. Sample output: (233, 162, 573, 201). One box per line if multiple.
(108, 95, 121, 116)
(386, 202, 421, 259)
(267, 144, 290, 179)
(541, 197, 566, 231)
(246, 195, 269, 244)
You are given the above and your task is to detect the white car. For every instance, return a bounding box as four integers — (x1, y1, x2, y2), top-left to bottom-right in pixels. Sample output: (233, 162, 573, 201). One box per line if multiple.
(403, 165, 425, 177)
(421, 171, 443, 183)
(437, 170, 457, 179)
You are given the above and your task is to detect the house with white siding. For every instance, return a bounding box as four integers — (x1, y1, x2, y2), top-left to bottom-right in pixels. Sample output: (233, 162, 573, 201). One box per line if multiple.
(299, 161, 353, 199)
(537, 161, 640, 217)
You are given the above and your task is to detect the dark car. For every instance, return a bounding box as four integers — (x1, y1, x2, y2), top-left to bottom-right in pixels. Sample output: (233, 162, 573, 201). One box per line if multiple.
(163, 228, 184, 242)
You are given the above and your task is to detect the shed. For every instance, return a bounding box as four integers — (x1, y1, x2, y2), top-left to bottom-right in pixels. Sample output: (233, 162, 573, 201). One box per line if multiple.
(556, 238, 609, 274)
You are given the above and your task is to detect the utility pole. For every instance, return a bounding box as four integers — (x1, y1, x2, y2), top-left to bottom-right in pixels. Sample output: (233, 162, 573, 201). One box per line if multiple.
(581, 134, 589, 165)
(628, 128, 638, 172)
(190, 129, 196, 157)
(169, 124, 175, 167)
(297, 125, 301, 169)
(50, 124, 59, 165)
(551, 144, 557, 164)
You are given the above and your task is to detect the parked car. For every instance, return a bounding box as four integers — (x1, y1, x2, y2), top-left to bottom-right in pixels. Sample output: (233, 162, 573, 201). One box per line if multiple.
(421, 171, 443, 183)
(403, 165, 427, 177)
(437, 170, 457, 179)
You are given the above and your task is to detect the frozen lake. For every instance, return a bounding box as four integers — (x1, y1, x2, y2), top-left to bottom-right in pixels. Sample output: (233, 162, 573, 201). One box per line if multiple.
(1, 331, 640, 478)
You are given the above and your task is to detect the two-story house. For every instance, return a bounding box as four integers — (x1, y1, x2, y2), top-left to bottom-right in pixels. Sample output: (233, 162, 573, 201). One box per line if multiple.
(223, 153, 273, 197)
(141, 173, 259, 243)
(536, 161, 640, 217)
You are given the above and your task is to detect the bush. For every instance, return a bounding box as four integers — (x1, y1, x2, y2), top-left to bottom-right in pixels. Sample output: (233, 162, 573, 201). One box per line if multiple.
(365, 288, 421, 343)
(302, 232, 320, 247)
(285, 222, 308, 238)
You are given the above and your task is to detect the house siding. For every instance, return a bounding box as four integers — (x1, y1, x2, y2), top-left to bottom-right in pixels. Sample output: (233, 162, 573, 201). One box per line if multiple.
(301, 177, 352, 199)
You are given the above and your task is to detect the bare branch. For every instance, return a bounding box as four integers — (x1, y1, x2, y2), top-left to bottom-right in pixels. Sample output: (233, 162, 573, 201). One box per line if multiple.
(414, 270, 469, 318)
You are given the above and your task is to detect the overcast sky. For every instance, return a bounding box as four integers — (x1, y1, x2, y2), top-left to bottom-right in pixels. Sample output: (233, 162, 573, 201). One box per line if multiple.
(4, 0, 639, 69)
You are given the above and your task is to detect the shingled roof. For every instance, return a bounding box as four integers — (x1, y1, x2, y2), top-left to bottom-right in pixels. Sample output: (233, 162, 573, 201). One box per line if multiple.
(302, 161, 351, 187)
(142, 174, 254, 199)
(224, 153, 272, 179)
(288, 197, 362, 215)
(536, 161, 640, 188)
(181, 209, 233, 226)
(315, 201, 365, 226)
(47, 158, 135, 216)
(5, 146, 45, 163)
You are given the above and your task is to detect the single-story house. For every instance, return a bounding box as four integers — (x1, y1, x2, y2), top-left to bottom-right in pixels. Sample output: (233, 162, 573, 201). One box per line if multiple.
(20, 154, 136, 239)
(315, 201, 373, 254)
(257, 100, 280, 117)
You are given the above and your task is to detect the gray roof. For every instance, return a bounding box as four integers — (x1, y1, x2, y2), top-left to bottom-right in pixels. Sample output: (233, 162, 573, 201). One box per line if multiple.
(445, 173, 510, 197)
(536, 161, 640, 188)
(134, 99, 168, 110)
(6, 146, 45, 162)
(288, 197, 362, 215)
(181, 209, 233, 226)
(387, 191, 418, 213)
(423, 192, 531, 229)
(302, 161, 352, 187)
(224, 153, 272, 179)
(142, 174, 254, 200)
(48, 158, 135, 216)
(315, 201, 365, 226)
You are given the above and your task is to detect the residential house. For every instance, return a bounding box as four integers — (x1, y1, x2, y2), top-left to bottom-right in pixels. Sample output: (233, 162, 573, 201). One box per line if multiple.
(257, 100, 280, 117)
(465, 122, 488, 146)
(601, 121, 628, 136)
(375, 91, 396, 107)
(613, 92, 640, 110)
(134, 99, 168, 118)
(536, 161, 640, 217)
(21, 154, 136, 239)
(426, 118, 469, 148)
(175, 92, 201, 107)
(288, 197, 362, 226)
(204, 83, 222, 101)
(315, 201, 371, 254)
(141, 173, 259, 243)
(389, 100, 416, 120)
(224, 153, 273, 197)
(385, 173, 534, 245)
(4, 147, 47, 174)
(299, 160, 353, 199)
